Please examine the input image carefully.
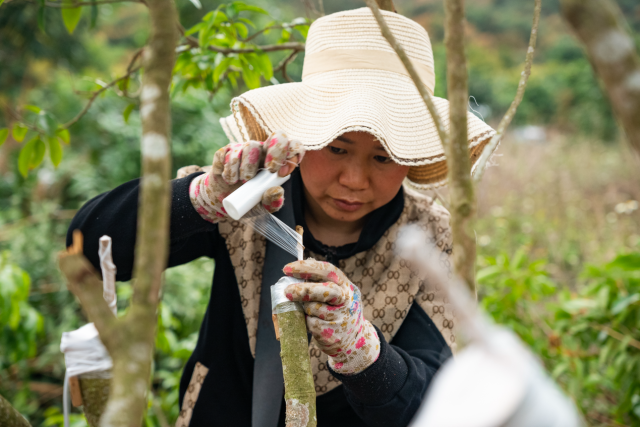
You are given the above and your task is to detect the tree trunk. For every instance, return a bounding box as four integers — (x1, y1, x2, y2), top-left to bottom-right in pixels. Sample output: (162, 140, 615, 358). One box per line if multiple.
(444, 0, 476, 294)
(58, 0, 178, 425)
(0, 394, 31, 427)
(560, 0, 640, 156)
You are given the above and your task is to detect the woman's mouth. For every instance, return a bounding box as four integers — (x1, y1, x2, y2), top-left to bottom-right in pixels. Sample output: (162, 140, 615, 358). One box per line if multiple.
(332, 198, 364, 212)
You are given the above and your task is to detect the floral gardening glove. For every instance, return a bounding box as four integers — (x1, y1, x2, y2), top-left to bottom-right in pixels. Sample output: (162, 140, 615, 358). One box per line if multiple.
(283, 259, 381, 375)
(188, 131, 304, 223)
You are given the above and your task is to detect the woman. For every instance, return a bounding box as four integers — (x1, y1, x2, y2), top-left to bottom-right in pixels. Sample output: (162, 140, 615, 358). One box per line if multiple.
(68, 7, 495, 427)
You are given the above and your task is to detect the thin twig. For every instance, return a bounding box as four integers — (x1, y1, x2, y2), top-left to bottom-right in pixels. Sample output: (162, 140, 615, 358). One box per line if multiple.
(62, 65, 141, 129)
(472, 0, 541, 182)
(31, 0, 143, 7)
(243, 23, 309, 43)
(364, 0, 447, 147)
(591, 324, 640, 351)
(275, 50, 299, 83)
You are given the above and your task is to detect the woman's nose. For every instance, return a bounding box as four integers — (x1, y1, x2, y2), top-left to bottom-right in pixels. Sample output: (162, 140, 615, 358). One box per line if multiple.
(338, 162, 369, 191)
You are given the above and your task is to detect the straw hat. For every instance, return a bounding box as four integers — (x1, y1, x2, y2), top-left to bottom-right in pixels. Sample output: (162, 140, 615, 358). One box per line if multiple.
(221, 7, 497, 189)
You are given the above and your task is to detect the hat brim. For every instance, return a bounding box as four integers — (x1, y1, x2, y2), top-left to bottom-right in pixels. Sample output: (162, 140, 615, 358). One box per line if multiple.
(226, 69, 497, 188)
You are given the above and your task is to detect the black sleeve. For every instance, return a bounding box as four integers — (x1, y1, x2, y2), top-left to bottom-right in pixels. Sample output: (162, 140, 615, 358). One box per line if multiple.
(329, 303, 452, 427)
(66, 172, 220, 281)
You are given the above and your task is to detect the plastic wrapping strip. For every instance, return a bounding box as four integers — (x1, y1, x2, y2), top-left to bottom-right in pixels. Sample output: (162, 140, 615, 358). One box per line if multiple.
(241, 204, 304, 260)
(99, 236, 117, 315)
(271, 276, 304, 313)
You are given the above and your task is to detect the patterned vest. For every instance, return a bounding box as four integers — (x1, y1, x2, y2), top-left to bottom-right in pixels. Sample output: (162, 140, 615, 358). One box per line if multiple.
(218, 185, 455, 396)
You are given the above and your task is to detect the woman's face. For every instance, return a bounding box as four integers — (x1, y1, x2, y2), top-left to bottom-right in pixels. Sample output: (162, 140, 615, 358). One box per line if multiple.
(300, 131, 410, 223)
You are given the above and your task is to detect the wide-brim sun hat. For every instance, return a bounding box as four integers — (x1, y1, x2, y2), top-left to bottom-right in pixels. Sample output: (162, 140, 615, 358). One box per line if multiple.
(221, 7, 497, 189)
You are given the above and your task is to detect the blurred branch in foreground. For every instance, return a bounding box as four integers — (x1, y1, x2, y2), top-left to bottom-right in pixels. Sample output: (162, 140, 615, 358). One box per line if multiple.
(560, 0, 640, 157)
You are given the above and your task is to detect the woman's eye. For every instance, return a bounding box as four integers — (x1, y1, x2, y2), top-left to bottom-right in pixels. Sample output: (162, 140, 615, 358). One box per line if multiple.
(374, 155, 392, 164)
(328, 146, 346, 154)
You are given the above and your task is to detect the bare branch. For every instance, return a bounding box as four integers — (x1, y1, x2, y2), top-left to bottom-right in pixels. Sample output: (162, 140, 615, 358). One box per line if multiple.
(20, 0, 143, 7)
(243, 23, 310, 43)
(62, 65, 141, 129)
(364, 0, 447, 147)
(444, 0, 475, 293)
(275, 50, 299, 83)
(560, 0, 640, 157)
(473, 0, 541, 182)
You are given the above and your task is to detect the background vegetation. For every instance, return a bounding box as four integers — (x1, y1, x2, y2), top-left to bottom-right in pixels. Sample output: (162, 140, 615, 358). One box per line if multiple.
(0, 0, 639, 426)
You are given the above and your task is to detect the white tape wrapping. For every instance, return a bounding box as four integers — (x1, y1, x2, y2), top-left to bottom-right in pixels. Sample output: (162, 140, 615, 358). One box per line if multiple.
(271, 276, 304, 314)
(60, 323, 113, 377)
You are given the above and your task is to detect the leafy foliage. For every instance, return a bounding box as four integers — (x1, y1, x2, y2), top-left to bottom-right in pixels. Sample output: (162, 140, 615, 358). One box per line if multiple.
(478, 250, 640, 425)
(0, 252, 44, 368)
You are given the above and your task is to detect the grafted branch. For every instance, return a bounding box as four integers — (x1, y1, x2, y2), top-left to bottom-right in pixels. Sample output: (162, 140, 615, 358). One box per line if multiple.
(473, 0, 541, 182)
(0, 394, 31, 427)
(560, 0, 640, 156)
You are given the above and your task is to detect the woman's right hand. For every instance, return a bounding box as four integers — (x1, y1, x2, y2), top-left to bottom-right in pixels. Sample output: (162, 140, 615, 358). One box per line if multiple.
(188, 131, 304, 223)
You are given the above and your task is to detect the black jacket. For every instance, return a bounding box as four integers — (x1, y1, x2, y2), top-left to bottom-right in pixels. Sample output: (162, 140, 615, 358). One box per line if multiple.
(67, 170, 452, 427)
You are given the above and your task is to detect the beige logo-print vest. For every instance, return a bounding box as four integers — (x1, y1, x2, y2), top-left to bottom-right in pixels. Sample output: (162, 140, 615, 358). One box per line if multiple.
(218, 186, 455, 396)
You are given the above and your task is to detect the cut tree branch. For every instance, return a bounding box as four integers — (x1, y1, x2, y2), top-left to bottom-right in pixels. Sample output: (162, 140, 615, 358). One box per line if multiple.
(560, 0, 640, 157)
(364, 0, 447, 147)
(473, 0, 541, 182)
(0, 394, 31, 427)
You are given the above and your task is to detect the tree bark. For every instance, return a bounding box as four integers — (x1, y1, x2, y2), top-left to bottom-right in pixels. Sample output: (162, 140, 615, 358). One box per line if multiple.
(560, 0, 640, 156)
(58, 0, 178, 425)
(374, 0, 395, 12)
(444, 0, 476, 294)
(277, 306, 317, 427)
(0, 394, 31, 427)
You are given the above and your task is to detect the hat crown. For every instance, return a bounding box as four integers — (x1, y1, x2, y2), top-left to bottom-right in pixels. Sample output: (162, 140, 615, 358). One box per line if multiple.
(305, 8, 435, 71)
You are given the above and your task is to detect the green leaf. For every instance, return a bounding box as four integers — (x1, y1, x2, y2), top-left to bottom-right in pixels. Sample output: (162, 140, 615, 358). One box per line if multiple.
(123, 103, 135, 124)
(56, 128, 70, 144)
(562, 298, 598, 314)
(234, 22, 248, 39)
(37, 7, 46, 33)
(237, 17, 255, 29)
(257, 54, 273, 80)
(12, 123, 28, 142)
(611, 293, 640, 315)
(48, 136, 62, 167)
(213, 56, 233, 82)
(607, 253, 640, 271)
(61, 0, 83, 35)
(185, 22, 204, 36)
(231, 2, 268, 15)
(18, 137, 37, 177)
(37, 111, 58, 137)
(188, 0, 202, 9)
(476, 265, 503, 282)
(241, 61, 261, 89)
(24, 105, 41, 113)
(0, 128, 8, 147)
(30, 138, 46, 169)
(0, 0, 5, 7)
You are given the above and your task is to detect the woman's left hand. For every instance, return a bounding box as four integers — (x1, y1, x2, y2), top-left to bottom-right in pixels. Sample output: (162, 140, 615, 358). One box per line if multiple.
(283, 259, 380, 375)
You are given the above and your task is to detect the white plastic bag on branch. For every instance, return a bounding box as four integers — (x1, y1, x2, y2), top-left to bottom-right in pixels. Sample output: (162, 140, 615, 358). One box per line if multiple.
(60, 235, 117, 427)
(397, 225, 583, 427)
